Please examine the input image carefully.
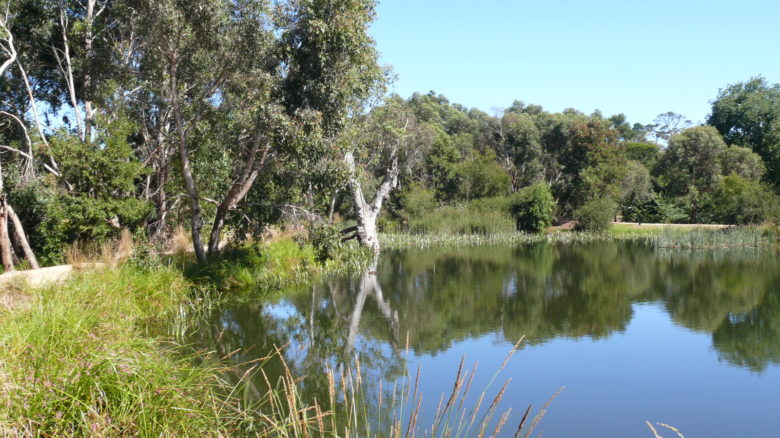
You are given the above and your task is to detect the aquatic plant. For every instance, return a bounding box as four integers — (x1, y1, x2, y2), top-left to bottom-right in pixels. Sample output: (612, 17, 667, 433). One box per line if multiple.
(380, 226, 780, 250)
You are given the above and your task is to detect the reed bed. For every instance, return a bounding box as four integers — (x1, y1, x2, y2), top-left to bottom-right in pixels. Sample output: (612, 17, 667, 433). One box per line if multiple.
(381, 226, 780, 250)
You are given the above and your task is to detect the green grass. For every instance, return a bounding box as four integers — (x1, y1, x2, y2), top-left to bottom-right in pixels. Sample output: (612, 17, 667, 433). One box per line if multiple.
(0, 265, 245, 436)
(405, 198, 516, 235)
(184, 238, 371, 293)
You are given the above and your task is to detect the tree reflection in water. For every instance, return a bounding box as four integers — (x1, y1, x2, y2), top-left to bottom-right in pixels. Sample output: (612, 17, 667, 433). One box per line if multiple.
(184, 242, 780, 413)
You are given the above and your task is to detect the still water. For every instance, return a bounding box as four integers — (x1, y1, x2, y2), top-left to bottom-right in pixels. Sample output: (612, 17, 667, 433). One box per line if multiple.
(189, 242, 780, 437)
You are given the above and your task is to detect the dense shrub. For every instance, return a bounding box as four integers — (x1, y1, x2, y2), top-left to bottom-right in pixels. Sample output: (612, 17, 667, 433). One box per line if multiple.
(308, 223, 344, 263)
(710, 174, 777, 224)
(509, 183, 555, 232)
(574, 199, 617, 231)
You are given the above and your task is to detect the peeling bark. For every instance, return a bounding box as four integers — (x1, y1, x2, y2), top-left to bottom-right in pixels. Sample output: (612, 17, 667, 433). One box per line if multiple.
(344, 148, 399, 254)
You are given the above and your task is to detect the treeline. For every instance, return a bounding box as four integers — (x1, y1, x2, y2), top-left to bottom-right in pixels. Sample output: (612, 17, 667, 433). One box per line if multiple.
(1, 0, 779, 269)
(377, 83, 780, 234)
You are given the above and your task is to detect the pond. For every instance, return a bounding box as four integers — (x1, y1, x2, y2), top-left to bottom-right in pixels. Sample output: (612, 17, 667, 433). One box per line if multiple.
(187, 241, 780, 437)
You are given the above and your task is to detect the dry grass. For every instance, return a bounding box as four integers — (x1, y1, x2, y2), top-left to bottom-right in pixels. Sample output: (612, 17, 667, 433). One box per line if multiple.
(64, 242, 92, 268)
(64, 230, 134, 269)
(0, 281, 31, 314)
(261, 225, 306, 244)
(170, 224, 192, 255)
(247, 336, 559, 438)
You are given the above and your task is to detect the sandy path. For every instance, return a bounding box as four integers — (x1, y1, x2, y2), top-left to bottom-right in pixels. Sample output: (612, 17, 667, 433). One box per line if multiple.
(0, 265, 74, 290)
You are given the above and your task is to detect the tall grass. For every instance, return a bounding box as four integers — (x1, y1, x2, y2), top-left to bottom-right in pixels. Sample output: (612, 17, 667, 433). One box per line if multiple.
(185, 238, 371, 293)
(407, 198, 516, 235)
(241, 339, 558, 438)
(381, 226, 780, 250)
(0, 266, 246, 436)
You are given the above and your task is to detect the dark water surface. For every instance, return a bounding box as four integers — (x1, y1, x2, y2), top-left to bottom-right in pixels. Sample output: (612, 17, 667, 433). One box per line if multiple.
(189, 242, 780, 437)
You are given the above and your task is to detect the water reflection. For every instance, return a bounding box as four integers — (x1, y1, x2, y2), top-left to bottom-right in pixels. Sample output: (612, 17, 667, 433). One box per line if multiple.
(187, 242, 780, 413)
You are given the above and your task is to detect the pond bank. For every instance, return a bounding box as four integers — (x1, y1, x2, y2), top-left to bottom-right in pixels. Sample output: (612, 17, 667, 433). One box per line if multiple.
(0, 236, 370, 436)
(1, 228, 776, 435)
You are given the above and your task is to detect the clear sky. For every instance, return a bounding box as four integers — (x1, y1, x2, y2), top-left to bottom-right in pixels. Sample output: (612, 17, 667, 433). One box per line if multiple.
(370, 0, 780, 126)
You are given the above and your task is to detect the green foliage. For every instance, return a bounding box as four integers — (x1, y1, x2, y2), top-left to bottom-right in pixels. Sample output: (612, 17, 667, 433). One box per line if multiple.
(510, 183, 555, 232)
(308, 222, 345, 263)
(655, 196, 690, 224)
(624, 142, 661, 169)
(456, 149, 511, 200)
(408, 198, 515, 235)
(658, 126, 727, 198)
(396, 181, 436, 222)
(186, 237, 369, 291)
(717, 146, 766, 181)
(708, 76, 780, 186)
(710, 174, 778, 225)
(574, 198, 617, 231)
(37, 116, 150, 262)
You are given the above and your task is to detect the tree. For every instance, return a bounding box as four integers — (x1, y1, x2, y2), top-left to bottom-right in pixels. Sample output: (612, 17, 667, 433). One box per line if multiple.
(624, 142, 661, 170)
(125, 0, 382, 261)
(343, 99, 412, 252)
(651, 111, 692, 143)
(708, 76, 780, 186)
(619, 160, 654, 220)
(710, 174, 776, 225)
(574, 198, 616, 231)
(717, 146, 766, 182)
(657, 126, 726, 222)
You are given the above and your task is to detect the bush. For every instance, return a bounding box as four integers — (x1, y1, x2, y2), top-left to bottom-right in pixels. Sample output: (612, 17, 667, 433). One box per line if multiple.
(655, 197, 689, 224)
(509, 183, 555, 233)
(710, 174, 778, 224)
(308, 223, 343, 263)
(574, 199, 617, 231)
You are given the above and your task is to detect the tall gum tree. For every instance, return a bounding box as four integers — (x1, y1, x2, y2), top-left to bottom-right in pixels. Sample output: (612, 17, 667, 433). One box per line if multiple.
(127, 0, 383, 261)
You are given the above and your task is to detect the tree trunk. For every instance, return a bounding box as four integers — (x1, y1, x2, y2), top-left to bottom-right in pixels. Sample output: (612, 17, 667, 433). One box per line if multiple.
(169, 61, 206, 262)
(344, 150, 399, 254)
(7, 206, 39, 269)
(206, 136, 269, 256)
(178, 141, 206, 262)
(0, 201, 14, 272)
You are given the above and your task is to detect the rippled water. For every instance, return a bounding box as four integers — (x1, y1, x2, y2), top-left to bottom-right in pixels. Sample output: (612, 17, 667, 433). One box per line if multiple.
(188, 241, 780, 437)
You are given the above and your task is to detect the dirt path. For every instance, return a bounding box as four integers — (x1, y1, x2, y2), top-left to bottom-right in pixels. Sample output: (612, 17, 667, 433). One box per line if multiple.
(0, 265, 74, 289)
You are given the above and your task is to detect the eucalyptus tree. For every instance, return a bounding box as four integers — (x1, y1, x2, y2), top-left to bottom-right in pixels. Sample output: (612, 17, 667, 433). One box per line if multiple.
(275, 0, 387, 252)
(342, 99, 414, 252)
(656, 126, 726, 222)
(708, 77, 780, 186)
(124, 0, 383, 261)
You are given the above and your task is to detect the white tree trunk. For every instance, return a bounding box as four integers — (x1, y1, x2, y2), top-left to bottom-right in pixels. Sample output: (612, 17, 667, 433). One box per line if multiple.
(344, 150, 398, 254)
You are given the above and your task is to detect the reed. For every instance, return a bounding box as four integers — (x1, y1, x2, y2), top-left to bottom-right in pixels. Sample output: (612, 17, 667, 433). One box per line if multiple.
(235, 338, 557, 438)
(380, 226, 779, 250)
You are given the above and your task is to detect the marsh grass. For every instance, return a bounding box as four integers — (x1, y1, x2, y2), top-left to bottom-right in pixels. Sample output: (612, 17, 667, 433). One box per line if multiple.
(0, 265, 248, 436)
(381, 226, 779, 250)
(185, 238, 371, 293)
(408, 205, 516, 235)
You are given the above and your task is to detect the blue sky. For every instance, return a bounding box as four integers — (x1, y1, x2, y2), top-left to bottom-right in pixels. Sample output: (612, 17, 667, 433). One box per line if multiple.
(370, 0, 780, 126)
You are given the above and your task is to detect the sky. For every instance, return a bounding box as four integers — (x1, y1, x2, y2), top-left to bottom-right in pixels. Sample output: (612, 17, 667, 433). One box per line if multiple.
(370, 0, 780, 126)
